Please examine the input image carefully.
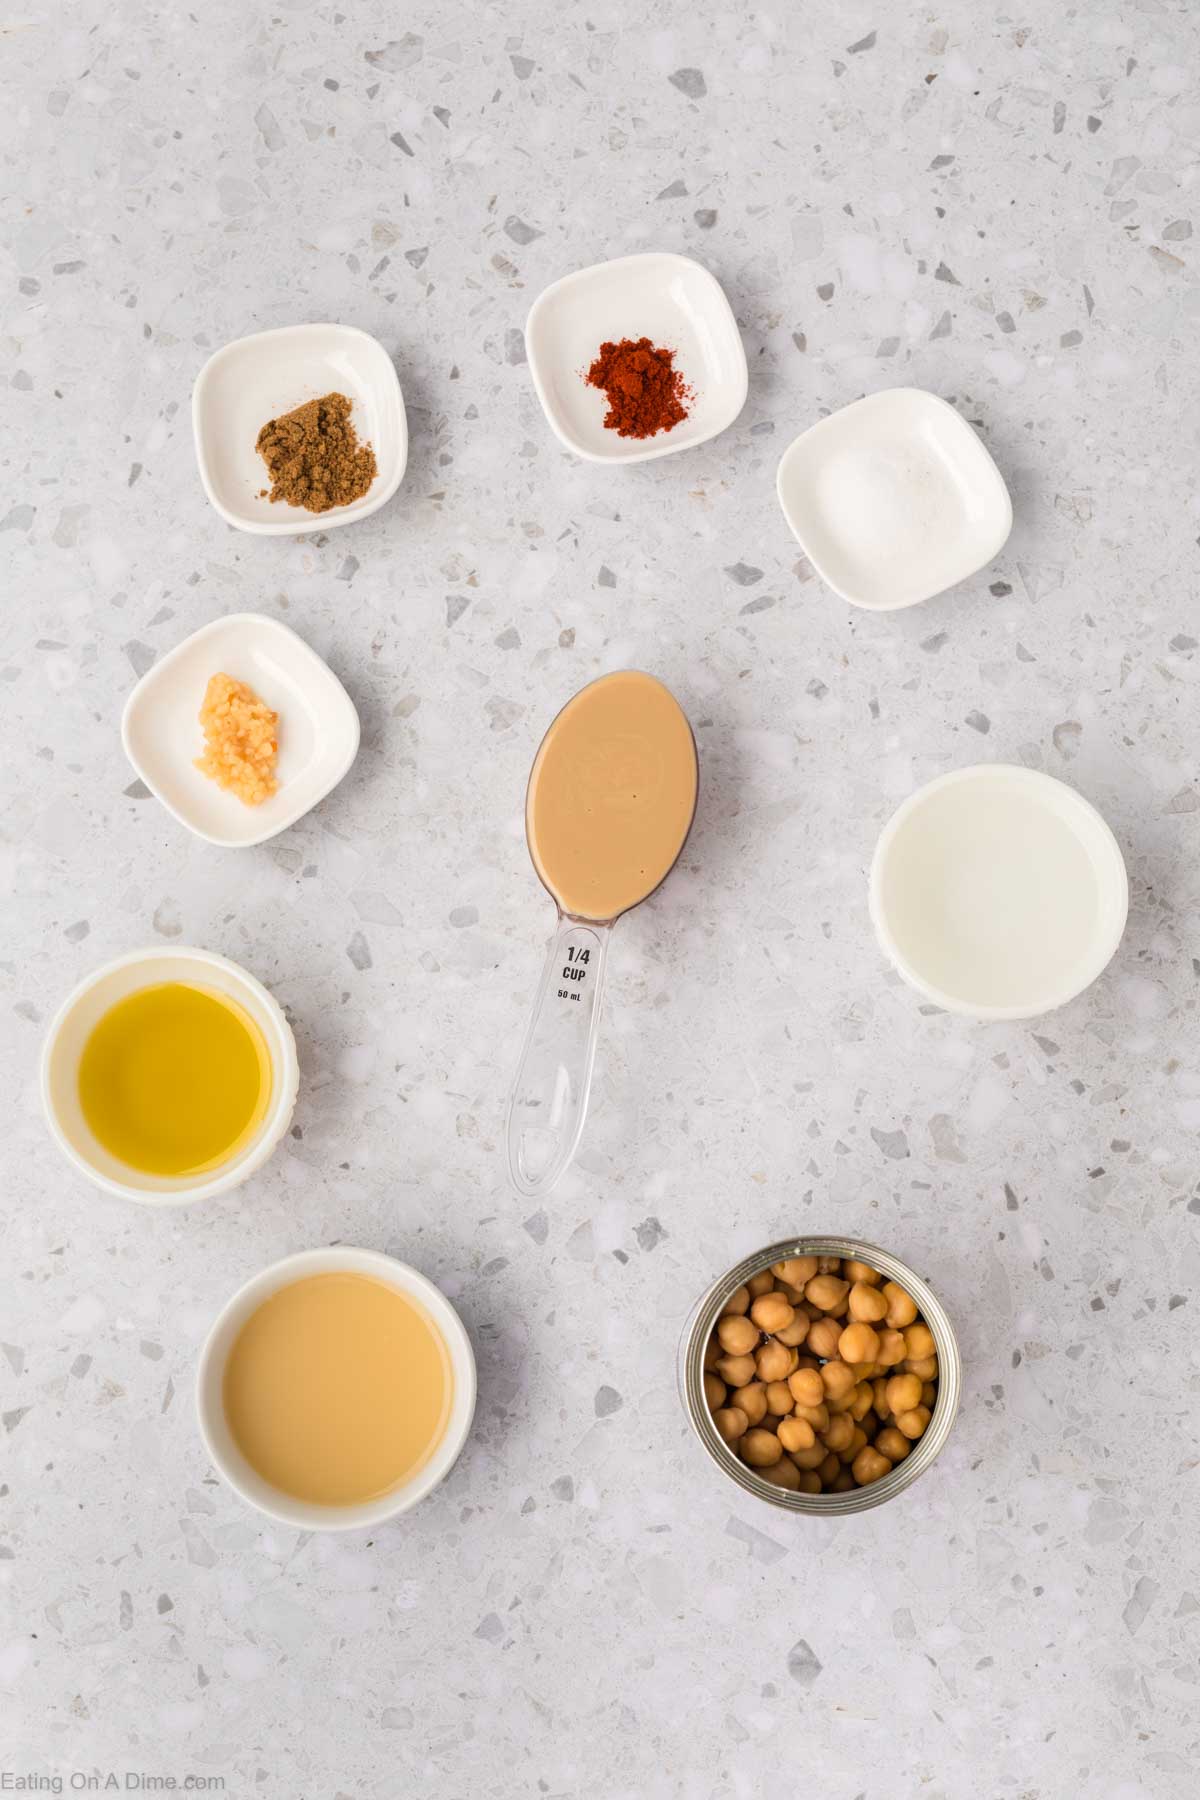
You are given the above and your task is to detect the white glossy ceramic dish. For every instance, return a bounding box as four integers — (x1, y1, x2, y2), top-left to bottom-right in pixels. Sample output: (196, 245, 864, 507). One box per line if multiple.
(870, 764, 1128, 1020)
(777, 388, 1013, 610)
(122, 612, 360, 848)
(40, 946, 299, 1204)
(196, 1247, 477, 1531)
(525, 252, 748, 464)
(193, 323, 407, 534)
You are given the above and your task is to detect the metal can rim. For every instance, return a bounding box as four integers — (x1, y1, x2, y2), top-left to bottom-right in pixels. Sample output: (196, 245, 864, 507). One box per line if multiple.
(679, 1234, 962, 1516)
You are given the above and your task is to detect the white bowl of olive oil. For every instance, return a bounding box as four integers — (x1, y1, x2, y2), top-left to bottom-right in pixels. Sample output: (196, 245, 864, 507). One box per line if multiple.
(41, 947, 299, 1205)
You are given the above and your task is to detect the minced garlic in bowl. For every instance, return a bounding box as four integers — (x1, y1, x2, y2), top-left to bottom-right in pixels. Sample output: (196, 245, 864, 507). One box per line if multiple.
(195, 673, 279, 806)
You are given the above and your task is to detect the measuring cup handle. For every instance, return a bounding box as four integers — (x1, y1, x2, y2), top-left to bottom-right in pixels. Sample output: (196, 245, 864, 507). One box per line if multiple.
(505, 918, 610, 1200)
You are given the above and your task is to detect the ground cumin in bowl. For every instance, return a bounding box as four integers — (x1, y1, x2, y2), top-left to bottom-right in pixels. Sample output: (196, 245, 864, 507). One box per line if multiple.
(255, 392, 377, 514)
(192, 323, 408, 534)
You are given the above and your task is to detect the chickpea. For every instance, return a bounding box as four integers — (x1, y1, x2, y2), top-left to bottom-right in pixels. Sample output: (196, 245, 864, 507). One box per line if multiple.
(885, 1373, 923, 1416)
(713, 1405, 749, 1444)
(741, 1428, 782, 1467)
(788, 1440, 828, 1471)
(852, 1446, 893, 1485)
(883, 1282, 918, 1329)
(716, 1314, 759, 1357)
(787, 1367, 825, 1409)
(756, 1340, 798, 1383)
(774, 1313, 810, 1348)
(896, 1405, 931, 1440)
(806, 1318, 843, 1360)
(848, 1383, 874, 1422)
(820, 1360, 857, 1404)
(750, 1292, 795, 1335)
(818, 1451, 841, 1486)
(847, 1281, 889, 1324)
(772, 1256, 818, 1289)
(805, 1273, 849, 1311)
(838, 1322, 881, 1365)
(716, 1353, 757, 1388)
(777, 1415, 816, 1453)
(764, 1380, 795, 1417)
(703, 1371, 726, 1410)
(698, 1224, 951, 1534)
(822, 1412, 855, 1454)
(732, 1382, 768, 1427)
(791, 1402, 830, 1435)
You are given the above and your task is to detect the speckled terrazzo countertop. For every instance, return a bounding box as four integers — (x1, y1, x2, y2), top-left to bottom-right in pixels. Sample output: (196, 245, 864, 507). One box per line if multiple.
(3, 4, 1199, 1796)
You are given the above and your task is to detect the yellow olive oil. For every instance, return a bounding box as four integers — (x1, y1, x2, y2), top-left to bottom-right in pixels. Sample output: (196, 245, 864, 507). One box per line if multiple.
(78, 982, 271, 1176)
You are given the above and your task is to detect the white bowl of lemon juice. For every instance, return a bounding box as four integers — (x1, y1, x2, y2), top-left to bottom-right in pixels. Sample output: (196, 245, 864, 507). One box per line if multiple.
(41, 946, 299, 1204)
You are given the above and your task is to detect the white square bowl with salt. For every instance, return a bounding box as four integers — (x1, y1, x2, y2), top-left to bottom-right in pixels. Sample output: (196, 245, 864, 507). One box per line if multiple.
(776, 387, 1012, 611)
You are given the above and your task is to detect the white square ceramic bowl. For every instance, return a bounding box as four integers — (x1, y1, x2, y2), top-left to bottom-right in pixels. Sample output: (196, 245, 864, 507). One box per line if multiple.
(193, 323, 407, 534)
(121, 612, 360, 848)
(776, 388, 1012, 610)
(525, 252, 748, 464)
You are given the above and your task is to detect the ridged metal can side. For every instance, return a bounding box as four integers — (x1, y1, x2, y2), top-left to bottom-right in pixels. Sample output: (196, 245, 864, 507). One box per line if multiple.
(678, 1235, 962, 1517)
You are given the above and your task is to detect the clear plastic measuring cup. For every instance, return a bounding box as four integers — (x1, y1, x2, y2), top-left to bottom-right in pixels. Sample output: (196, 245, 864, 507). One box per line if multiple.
(505, 671, 698, 1199)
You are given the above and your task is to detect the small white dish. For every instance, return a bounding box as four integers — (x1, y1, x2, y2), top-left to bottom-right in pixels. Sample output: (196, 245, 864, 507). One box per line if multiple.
(193, 323, 407, 534)
(777, 388, 1012, 610)
(525, 252, 748, 464)
(40, 946, 299, 1205)
(870, 764, 1128, 1020)
(196, 1247, 477, 1531)
(121, 611, 360, 849)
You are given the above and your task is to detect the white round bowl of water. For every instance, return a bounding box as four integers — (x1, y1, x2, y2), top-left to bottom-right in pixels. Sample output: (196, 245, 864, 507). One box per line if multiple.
(870, 765, 1128, 1020)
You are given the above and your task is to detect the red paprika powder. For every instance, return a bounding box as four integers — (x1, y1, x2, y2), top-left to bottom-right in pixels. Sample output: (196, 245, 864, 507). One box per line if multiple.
(584, 337, 692, 440)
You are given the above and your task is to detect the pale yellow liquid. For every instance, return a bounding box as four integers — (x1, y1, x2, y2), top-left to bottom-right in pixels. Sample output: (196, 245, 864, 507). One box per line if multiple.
(223, 1273, 453, 1506)
(526, 670, 698, 921)
(78, 982, 270, 1177)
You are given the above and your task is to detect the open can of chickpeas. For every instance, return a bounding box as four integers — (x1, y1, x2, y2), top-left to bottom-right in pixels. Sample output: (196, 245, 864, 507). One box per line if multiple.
(679, 1236, 961, 1515)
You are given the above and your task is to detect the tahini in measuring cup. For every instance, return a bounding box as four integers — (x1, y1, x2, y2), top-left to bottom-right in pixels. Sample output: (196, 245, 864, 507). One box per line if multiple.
(505, 671, 698, 1199)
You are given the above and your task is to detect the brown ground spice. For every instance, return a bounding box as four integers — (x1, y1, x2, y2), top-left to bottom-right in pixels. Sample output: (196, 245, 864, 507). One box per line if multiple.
(584, 337, 692, 440)
(255, 391, 377, 513)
